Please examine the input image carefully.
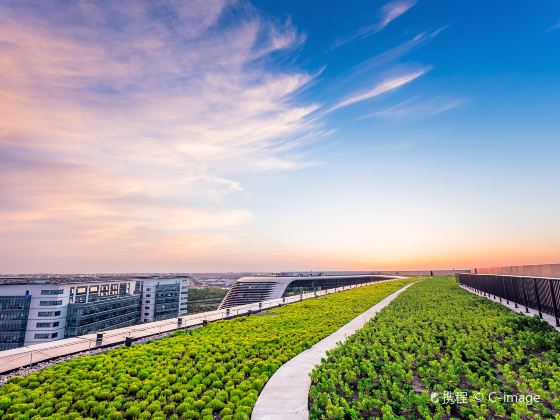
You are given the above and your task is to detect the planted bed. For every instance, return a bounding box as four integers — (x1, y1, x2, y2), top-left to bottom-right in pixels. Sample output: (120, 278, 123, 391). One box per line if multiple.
(309, 277, 560, 419)
(0, 279, 412, 419)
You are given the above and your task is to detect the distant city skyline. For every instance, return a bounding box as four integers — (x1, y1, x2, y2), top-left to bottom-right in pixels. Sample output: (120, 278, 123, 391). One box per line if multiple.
(1, 0, 559, 273)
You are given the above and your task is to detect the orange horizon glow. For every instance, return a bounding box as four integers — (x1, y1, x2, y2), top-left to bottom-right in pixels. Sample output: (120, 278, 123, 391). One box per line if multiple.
(1, 2, 559, 274)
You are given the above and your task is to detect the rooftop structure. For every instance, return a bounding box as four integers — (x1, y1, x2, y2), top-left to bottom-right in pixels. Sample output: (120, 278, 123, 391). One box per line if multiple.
(0, 273, 189, 286)
(218, 274, 396, 309)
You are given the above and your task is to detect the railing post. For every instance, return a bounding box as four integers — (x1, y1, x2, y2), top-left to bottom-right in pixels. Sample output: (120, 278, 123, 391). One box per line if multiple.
(96, 333, 103, 347)
(511, 278, 518, 308)
(548, 279, 560, 327)
(496, 276, 501, 302)
(125, 337, 133, 347)
(177, 318, 183, 328)
(533, 278, 543, 319)
(521, 280, 530, 313)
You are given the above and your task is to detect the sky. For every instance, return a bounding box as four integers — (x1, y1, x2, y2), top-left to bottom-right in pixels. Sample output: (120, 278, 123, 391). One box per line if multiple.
(0, 0, 559, 273)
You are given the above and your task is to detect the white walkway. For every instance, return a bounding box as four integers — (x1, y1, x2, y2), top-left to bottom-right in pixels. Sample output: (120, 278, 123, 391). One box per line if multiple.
(251, 282, 417, 420)
(460, 285, 560, 332)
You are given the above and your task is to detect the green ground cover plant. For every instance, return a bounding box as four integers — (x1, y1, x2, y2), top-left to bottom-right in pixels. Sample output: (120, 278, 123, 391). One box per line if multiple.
(0, 279, 413, 420)
(309, 277, 560, 419)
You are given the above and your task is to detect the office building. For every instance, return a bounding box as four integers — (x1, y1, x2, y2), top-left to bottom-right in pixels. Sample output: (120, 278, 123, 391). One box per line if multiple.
(0, 274, 190, 350)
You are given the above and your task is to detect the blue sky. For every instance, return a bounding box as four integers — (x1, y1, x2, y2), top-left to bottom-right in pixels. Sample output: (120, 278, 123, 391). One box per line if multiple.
(0, 0, 559, 272)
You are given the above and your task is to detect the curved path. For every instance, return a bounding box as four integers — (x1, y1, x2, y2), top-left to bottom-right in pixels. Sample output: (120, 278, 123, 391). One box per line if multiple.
(252, 281, 417, 420)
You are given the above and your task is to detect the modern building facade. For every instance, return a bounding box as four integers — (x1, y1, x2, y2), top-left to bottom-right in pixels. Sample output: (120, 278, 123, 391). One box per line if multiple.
(136, 276, 189, 323)
(218, 274, 396, 309)
(0, 274, 190, 350)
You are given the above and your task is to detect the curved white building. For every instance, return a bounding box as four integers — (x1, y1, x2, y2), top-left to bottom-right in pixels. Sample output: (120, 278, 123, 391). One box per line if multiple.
(218, 274, 396, 309)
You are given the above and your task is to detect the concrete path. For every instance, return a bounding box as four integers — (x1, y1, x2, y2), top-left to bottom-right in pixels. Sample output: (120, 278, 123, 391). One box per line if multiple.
(251, 282, 416, 420)
(460, 285, 560, 332)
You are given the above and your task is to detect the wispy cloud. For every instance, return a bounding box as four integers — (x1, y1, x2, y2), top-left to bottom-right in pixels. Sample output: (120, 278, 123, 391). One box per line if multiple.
(332, 0, 417, 49)
(350, 27, 447, 75)
(546, 20, 560, 33)
(329, 68, 430, 112)
(360, 96, 466, 120)
(379, 0, 417, 29)
(0, 0, 328, 270)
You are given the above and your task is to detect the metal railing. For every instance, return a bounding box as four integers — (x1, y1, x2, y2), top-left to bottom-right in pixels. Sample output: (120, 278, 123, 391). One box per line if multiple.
(0, 278, 398, 374)
(457, 273, 560, 326)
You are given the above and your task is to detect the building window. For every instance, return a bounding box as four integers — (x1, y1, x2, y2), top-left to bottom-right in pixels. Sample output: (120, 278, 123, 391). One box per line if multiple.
(39, 300, 62, 306)
(145, 300, 150, 304)
(41, 289, 63, 295)
(54, 311, 61, 316)
(145, 306, 149, 310)
(36, 322, 51, 328)
(144, 312, 149, 316)
(144, 318, 148, 322)
(51, 332, 58, 338)
(38, 311, 54, 317)
(76, 287, 87, 294)
(75, 295, 87, 303)
(53, 322, 59, 327)
(34, 333, 49, 339)
(145, 294, 151, 298)
(89, 286, 99, 293)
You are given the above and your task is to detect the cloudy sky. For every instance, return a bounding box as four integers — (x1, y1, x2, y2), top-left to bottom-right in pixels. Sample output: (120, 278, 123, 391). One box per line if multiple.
(1, 0, 559, 273)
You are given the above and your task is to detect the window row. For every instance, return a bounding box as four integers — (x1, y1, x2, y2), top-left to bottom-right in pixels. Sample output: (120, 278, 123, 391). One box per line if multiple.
(36, 321, 60, 328)
(34, 332, 58, 339)
(38, 311, 61, 317)
(39, 300, 62, 306)
(40, 289, 63, 295)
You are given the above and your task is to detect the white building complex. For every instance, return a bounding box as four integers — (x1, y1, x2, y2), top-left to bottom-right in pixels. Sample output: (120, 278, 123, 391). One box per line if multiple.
(218, 274, 396, 308)
(0, 274, 189, 351)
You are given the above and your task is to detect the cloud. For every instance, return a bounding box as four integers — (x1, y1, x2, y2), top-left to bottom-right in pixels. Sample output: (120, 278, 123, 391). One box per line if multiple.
(350, 27, 447, 75)
(379, 0, 417, 29)
(329, 68, 430, 112)
(0, 0, 327, 270)
(546, 20, 560, 32)
(331, 0, 417, 49)
(361, 96, 465, 120)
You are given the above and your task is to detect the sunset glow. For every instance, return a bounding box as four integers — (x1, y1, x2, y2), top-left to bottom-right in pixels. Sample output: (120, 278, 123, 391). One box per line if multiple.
(1, 0, 559, 273)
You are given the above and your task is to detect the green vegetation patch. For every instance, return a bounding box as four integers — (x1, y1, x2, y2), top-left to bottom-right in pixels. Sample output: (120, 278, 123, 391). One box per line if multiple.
(187, 288, 229, 314)
(309, 277, 560, 419)
(0, 279, 413, 420)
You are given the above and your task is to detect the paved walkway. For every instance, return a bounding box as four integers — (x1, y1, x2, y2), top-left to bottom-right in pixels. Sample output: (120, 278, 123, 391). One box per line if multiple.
(460, 285, 560, 332)
(251, 282, 416, 420)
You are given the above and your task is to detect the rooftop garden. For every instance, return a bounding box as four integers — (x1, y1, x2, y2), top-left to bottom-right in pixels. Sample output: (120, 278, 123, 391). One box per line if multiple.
(309, 277, 560, 419)
(0, 279, 413, 419)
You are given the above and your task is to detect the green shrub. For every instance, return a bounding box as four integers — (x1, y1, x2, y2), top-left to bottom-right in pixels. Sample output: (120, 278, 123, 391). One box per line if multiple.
(1, 280, 412, 419)
(310, 277, 560, 419)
